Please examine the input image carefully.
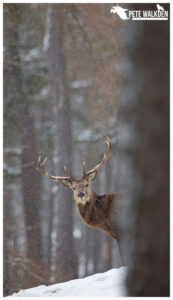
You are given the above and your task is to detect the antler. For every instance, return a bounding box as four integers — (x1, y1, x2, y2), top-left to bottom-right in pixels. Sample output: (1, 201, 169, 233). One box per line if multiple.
(36, 156, 74, 180)
(83, 136, 112, 176)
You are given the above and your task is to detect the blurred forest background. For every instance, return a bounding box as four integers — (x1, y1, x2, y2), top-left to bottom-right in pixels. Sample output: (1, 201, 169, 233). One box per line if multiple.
(3, 3, 170, 297)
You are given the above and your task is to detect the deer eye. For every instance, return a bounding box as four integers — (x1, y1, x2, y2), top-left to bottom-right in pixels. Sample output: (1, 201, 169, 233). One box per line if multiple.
(85, 184, 88, 187)
(73, 187, 76, 190)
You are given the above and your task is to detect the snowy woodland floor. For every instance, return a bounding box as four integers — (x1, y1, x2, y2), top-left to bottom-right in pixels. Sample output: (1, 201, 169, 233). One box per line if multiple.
(10, 267, 127, 297)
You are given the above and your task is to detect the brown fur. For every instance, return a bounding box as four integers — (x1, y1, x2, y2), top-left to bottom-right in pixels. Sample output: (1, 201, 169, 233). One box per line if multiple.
(76, 191, 121, 239)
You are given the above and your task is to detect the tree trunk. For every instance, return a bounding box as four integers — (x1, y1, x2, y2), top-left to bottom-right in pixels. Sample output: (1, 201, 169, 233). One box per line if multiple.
(120, 4, 170, 296)
(48, 4, 77, 282)
(4, 3, 43, 279)
(21, 107, 42, 264)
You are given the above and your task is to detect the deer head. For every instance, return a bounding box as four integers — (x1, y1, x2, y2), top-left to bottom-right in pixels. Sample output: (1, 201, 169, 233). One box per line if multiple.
(36, 137, 112, 204)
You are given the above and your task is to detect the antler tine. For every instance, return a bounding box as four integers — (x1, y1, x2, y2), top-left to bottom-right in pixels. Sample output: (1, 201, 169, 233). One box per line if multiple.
(64, 166, 74, 180)
(40, 156, 48, 167)
(86, 136, 112, 175)
(36, 156, 72, 181)
(83, 161, 87, 176)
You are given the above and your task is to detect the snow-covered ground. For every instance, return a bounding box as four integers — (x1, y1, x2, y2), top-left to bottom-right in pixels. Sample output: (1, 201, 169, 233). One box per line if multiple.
(10, 267, 127, 297)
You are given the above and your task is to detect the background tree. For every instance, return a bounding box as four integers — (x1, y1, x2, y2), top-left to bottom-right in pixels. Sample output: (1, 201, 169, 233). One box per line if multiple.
(118, 4, 170, 296)
(4, 5, 44, 294)
(47, 4, 77, 282)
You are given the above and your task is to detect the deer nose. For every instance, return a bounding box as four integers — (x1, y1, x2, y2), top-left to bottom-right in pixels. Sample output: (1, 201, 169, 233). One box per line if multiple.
(78, 192, 85, 198)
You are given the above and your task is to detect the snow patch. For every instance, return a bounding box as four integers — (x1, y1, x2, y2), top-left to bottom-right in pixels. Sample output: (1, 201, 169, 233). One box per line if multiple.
(73, 228, 82, 239)
(4, 148, 22, 155)
(10, 267, 127, 297)
(3, 163, 21, 176)
(21, 48, 40, 62)
(71, 80, 92, 89)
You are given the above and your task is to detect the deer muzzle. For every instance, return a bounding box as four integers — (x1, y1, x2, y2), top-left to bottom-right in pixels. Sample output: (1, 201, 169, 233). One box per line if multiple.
(78, 192, 85, 198)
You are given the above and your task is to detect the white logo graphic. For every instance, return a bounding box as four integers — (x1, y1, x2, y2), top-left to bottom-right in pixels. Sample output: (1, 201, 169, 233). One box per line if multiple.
(156, 4, 164, 11)
(110, 5, 129, 20)
(110, 4, 168, 21)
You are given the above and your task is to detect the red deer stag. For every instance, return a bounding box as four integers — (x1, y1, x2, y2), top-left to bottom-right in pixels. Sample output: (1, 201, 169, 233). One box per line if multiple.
(36, 137, 122, 242)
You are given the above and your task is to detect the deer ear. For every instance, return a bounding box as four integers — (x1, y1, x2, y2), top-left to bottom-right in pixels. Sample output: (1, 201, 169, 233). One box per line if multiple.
(59, 179, 73, 188)
(87, 171, 97, 182)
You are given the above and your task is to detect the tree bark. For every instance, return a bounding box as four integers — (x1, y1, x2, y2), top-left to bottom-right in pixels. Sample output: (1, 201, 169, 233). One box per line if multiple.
(120, 4, 170, 296)
(48, 4, 77, 282)
(4, 2, 43, 275)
